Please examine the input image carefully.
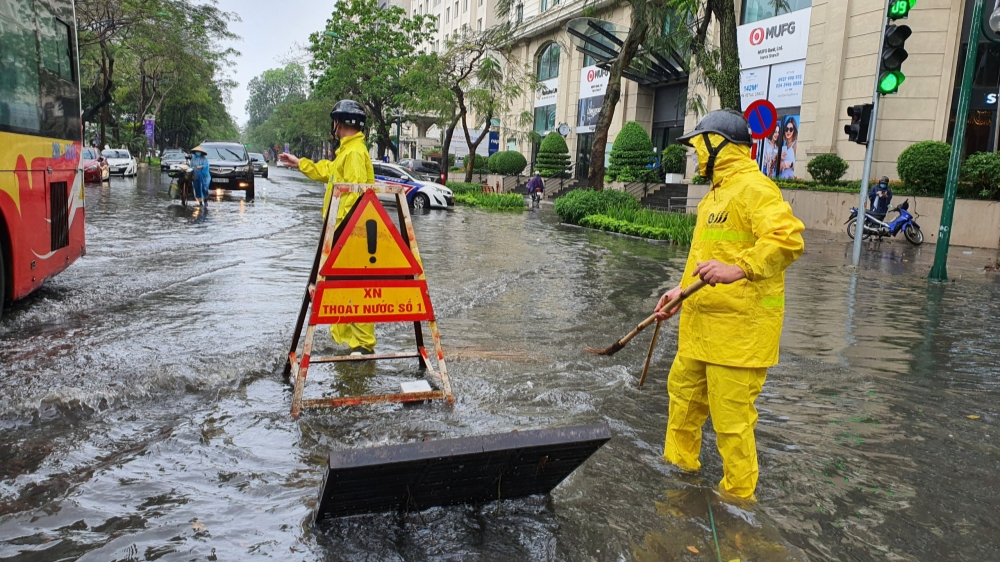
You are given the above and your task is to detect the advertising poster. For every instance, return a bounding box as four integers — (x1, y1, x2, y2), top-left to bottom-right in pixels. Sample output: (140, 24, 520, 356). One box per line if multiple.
(577, 65, 610, 133)
(740, 66, 770, 111)
(144, 116, 155, 149)
(535, 78, 558, 108)
(777, 115, 799, 180)
(768, 60, 805, 108)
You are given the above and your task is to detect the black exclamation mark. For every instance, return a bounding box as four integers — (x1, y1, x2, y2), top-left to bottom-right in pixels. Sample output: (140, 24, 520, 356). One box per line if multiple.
(366, 220, 377, 264)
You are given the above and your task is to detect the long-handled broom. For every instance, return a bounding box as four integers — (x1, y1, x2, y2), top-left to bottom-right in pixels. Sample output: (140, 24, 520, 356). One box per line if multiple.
(584, 279, 706, 357)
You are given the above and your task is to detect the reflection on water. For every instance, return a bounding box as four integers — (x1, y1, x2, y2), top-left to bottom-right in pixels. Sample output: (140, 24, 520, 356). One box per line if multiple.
(1, 169, 998, 561)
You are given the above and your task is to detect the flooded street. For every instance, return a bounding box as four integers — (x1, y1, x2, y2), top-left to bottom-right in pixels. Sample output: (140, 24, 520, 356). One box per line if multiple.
(1, 167, 999, 561)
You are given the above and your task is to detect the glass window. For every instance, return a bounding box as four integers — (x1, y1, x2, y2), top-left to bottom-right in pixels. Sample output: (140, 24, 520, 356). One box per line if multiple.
(463, 0, 467, 11)
(741, 0, 811, 25)
(536, 43, 560, 80)
(477, 18, 482, 30)
(454, 1, 458, 17)
(533, 104, 556, 132)
(37, 12, 73, 83)
(516, 4, 523, 23)
(445, 7, 449, 21)
(541, 0, 548, 12)
(0, 0, 41, 133)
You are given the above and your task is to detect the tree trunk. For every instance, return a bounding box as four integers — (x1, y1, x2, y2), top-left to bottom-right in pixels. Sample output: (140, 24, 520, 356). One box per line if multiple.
(462, 111, 492, 183)
(587, 11, 648, 190)
(440, 111, 463, 183)
(713, 0, 741, 110)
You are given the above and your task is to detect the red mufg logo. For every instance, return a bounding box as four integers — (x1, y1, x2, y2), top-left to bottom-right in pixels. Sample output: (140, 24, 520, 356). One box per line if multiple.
(749, 27, 765, 45)
(587, 69, 595, 82)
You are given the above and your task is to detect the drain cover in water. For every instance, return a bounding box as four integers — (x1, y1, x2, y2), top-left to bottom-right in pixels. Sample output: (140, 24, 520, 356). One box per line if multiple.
(314, 423, 611, 520)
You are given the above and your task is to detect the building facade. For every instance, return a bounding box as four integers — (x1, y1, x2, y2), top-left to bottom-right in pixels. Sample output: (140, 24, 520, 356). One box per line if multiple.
(499, 0, 988, 183)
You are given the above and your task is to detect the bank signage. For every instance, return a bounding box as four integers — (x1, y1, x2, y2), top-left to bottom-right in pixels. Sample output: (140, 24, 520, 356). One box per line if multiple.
(577, 65, 610, 133)
(737, 8, 812, 68)
(535, 78, 558, 107)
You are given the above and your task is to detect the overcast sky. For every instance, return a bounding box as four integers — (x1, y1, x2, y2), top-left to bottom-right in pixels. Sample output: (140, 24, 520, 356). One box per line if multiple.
(212, 0, 337, 126)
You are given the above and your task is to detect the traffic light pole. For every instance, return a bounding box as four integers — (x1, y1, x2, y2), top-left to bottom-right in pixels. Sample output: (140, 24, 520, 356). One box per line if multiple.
(852, 0, 892, 267)
(929, 0, 984, 281)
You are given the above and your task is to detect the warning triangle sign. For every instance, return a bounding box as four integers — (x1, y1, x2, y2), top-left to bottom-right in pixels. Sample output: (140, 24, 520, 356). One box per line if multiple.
(320, 189, 423, 277)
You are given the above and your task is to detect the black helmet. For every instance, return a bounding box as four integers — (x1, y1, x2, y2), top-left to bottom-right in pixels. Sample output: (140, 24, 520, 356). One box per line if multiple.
(677, 109, 753, 147)
(330, 99, 366, 129)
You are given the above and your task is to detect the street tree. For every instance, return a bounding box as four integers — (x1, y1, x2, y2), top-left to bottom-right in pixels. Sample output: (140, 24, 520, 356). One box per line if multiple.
(308, 0, 436, 159)
(245, 64, 309, 130)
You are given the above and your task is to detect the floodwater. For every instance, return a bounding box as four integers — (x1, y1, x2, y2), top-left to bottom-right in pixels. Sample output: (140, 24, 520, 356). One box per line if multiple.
(1, 167, 998, 561)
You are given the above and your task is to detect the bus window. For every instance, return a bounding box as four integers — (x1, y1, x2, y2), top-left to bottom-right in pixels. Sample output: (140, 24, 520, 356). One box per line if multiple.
(39, 13, 74, 83)
(0, 0, 42, 133)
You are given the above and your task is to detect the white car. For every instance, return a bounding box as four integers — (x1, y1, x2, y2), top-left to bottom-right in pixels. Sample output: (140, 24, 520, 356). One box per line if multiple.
(372, 162, 454, 210)
(102, 148, 137, 176)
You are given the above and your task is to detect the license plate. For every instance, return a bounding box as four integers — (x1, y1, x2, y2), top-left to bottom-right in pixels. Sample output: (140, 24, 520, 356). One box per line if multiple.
(211, 178, 229, 184)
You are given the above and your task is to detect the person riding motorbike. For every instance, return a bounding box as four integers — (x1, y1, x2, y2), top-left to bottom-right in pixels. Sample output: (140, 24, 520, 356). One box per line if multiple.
(868, 175, 892, 222)
(190, 145, 210, 206)
(653, 109, 805, 501)
(278, 100, 377, 355)
(526, 171, 544, 203)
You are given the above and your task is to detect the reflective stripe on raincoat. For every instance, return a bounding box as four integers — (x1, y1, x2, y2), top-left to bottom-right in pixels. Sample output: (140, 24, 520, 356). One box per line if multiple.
(678, 133, 805, 368)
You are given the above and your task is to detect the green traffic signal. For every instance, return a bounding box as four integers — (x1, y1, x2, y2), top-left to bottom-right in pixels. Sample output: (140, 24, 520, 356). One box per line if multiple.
(878, 71, 905, 94)
(888, 0, 916, 20)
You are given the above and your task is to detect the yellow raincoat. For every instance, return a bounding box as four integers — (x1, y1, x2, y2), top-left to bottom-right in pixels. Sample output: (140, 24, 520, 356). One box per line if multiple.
(665, 133, 804, 499)
(298, 131, 377, 352)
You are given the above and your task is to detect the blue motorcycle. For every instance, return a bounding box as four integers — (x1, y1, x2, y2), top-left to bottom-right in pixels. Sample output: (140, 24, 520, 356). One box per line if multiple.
(846, 199, 924, 245)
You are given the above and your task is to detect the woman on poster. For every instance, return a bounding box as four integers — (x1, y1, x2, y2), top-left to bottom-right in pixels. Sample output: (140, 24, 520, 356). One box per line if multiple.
(761, 127, 780, 178)
(778, 117, 798, 180)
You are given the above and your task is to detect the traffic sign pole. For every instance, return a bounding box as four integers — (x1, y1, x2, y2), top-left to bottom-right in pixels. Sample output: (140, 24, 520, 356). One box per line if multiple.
(930, 0, 985, 281)
(852, 0, 892, 267)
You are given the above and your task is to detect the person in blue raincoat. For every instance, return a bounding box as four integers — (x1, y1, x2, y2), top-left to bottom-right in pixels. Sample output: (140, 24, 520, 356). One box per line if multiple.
(190, 145, 211, 206)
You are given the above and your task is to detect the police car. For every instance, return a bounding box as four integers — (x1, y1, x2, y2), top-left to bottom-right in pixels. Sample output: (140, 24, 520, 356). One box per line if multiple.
(373, 162, 454, 210)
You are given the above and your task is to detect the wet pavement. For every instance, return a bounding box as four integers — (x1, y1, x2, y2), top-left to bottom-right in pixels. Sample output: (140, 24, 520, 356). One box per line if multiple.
(1, 167, 999, 561)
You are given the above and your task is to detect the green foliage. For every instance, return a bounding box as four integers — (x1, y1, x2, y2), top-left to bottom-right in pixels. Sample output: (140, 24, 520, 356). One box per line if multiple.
(454, 192, 526, 209)
(961, 152, 1000, 199)
(245, 64, 308, 130)
(246, 96, 331, 157)
(806, 153, 849, 184)
(553, 189, 641, 224)
(536, 131, 571, 178)
(445, 181, 482, 195)
(691, 175, 710, 185)
(488, 150, 528, 175)
(606, 122, 656, 182)
(661, 144, 687, 175)
(897, 140, 952, 196)
(466, 153, 490, 172)
(309, 0, 436, 158)
(579, 210, 696, 244)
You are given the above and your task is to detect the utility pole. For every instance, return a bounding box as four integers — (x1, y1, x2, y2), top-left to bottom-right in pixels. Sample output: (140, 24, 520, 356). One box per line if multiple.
(929, 0, 985, 281)
(852, 0, 893, 267)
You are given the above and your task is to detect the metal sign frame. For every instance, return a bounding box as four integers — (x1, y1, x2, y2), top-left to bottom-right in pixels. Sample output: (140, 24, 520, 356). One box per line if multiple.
(285, 183, 453, 418)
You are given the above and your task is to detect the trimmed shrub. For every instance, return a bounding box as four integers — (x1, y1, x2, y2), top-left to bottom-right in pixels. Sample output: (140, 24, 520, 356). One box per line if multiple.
(445, 181, 481, 195)
(466, 153, 489, 172)
(536, 131, 571, 178)
(606, 121, 656, 182)
(454, 192, 526, 209)
(806, 153, 849, 184)
(897, 140, 951, 196)
(961, 151, 1000, 199)
(488, 150, 528, 175)
(553, 188, 641, 225)
(691, 175, 710, 185)
(579, 204, 697, 244)
(661, 144, 687, 175)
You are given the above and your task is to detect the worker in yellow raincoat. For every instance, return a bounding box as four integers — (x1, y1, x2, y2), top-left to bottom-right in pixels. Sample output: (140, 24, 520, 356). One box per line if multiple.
(653, 109, 805, 500)
(279, 100, 377, 354)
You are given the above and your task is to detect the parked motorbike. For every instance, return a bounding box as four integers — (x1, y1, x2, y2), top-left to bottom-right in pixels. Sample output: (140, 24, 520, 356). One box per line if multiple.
(846, 199, 924, 245)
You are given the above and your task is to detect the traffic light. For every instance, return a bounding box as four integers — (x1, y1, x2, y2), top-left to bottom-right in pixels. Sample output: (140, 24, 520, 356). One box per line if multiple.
(888, 0, 916, 20)
(845, 103, 873, 145)
(878, 24, 912, 94)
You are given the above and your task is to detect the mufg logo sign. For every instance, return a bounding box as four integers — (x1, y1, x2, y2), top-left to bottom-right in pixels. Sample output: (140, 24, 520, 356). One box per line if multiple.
(749, 21, 796, 46)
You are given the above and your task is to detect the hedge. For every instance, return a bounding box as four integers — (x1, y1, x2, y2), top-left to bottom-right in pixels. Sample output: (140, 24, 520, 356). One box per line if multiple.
(445, 181, 481, 195)
(606, 121, 656, 182)
(488, 150, 528, 175)
(553, 189, 641, 224)
(454, 192, 526, 210)
(897, 140, 951, 196)
(536, 131, 571, 177)
(660, 144, 687, 175)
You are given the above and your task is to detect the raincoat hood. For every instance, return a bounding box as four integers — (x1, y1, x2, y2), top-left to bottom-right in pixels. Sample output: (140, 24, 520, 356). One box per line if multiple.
(689, 133, 759, 185)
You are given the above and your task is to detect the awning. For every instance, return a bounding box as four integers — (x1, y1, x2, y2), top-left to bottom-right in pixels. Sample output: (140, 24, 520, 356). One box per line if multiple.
(566, 17, 688, 87)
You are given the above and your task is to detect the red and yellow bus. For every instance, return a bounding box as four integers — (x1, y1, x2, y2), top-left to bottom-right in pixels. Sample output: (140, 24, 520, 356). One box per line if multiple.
(0, 0, 85, 318)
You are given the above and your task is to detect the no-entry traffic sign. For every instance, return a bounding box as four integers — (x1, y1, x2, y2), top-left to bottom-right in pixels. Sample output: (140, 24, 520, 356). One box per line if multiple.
(744, 100, 778, 140)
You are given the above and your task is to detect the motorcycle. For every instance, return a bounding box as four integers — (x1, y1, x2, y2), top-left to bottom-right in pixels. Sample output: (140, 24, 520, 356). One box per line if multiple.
(846, 199, 924, 245)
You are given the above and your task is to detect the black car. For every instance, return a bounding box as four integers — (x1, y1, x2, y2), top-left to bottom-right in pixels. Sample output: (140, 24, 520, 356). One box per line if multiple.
(398, 159, 441, 182)
(249, 152, 268, 178)
(202, 142, 255, 200)
(160, 149, 188, 171)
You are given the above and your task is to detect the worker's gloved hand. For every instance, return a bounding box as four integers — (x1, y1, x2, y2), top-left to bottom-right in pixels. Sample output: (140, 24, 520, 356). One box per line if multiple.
(279, 153, 299, 168)
(654, 285, 683, 320)
(693, 260, 746, 286)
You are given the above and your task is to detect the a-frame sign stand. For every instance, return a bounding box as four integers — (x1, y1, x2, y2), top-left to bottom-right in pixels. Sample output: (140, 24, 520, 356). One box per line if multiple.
(284, 183, 453, 418)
